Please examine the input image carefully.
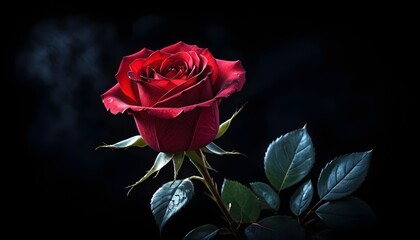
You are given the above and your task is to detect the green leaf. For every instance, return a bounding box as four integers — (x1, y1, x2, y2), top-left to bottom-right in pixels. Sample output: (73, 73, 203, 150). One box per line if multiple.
(250, 182, 280, 212)
(173, 152, 185, 181)
(264, 126, 315, 191)
(215, 103, 246, 139)
(126, 152, 174, 193)
(183, 224, 220, 240)
(151, 179, 194, 231)
(317, 150, 372, 201)
(244, 215, 305, 240)
(221, 179, 260, 223)
(290, 180, 313, 216)
(96, 135, 147, 149)
(202, 142, 243, 156)
(316, 197, 376, 230)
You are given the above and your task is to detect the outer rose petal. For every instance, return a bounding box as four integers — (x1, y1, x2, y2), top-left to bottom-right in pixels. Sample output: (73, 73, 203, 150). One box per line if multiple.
(214, 59, 246, 99)
(200, 49, 219, 83)
(187, 103, 220, 150)
(115, 48, 154, 102)
(161, 41, 204, 54)
(132, 103, 219, 153)
(101, 84, 138, 114)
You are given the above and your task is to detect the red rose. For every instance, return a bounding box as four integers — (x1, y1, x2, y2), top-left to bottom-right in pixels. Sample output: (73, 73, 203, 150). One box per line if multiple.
(102, 41, 246, 153)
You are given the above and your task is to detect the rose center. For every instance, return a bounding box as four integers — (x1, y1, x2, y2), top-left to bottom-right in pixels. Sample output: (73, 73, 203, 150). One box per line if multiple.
(163, 66, 187, 79)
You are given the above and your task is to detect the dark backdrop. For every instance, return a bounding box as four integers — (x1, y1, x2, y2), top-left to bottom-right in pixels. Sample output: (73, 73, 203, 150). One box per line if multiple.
(10, 15, 408, 239)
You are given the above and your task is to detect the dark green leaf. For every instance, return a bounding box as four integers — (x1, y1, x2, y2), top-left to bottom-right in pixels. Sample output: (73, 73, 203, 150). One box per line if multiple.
(151, 179, 194, 231)
(264, 126, 315, 191)
(316, 197, 376, 230)
(173, 152, 185, 181)
(183, 224, 220, 240)
(250, 182, 280, 212)
(215, 103, 246, 139)
(290, 180, 313, 216)
(202, 142, 242, 156)
(221, 179, 260, 223)
(126, 152, 174, 193)
(96, 135, 147, 149)
(317, 150, 372, 201)
(244, 215, 305, 240)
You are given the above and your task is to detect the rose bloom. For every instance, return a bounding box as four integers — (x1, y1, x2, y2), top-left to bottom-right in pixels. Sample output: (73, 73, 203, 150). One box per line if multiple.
(102, 41, 245, 153)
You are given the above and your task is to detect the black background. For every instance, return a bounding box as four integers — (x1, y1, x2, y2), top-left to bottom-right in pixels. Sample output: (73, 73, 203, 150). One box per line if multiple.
(10, 14, 409, 239)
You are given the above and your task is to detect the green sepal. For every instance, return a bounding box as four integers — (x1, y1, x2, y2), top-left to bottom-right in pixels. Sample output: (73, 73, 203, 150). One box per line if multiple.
(215, 103, 246, 139)
(126, 152, 174, 194)
(96, 135, 147, 149)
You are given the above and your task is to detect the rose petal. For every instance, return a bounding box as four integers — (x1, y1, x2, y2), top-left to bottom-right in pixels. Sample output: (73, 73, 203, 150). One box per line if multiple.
(150, 52, 204, 101)
(101, 84, 138, 114)
(139, 50, 170, 78)
(131, 103, 219, 153)
(153, 75, 213, 108)
(135, 80, 167, 107)
(186, 65, 197, 79)
(150, 79, 180, 91)
(129, 58, 147, 78)
(149, 68, 167, 80)
(141, 107, 185, 119)
(164, 68, 185, 79)
(161, 41, 204, 54)
(190, 53, 208, 79)
(200, 49, 219, 83)
(115, 48, 153, 101)
(128, 98, 217, 119)
(214, 59, 246, 98)
(189, 51, 201, 72)
(155, 74, 198, 103)
(160, 52, 193, 72)
(187, 103, 219, 150)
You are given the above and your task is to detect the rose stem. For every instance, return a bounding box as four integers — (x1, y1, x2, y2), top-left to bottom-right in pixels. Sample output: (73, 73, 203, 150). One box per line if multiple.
(187, 150, 240, 240)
